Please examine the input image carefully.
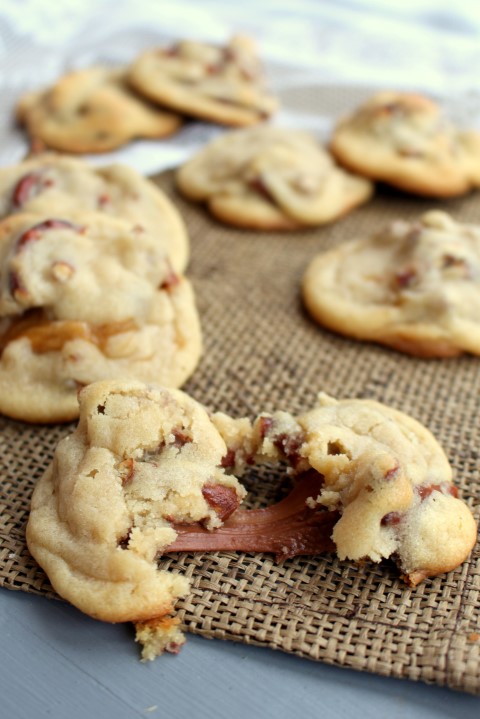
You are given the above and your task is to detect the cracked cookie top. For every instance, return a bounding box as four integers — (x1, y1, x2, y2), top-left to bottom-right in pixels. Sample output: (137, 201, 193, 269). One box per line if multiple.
(26, 380, 247, 655)
(253, 393, 476, 585)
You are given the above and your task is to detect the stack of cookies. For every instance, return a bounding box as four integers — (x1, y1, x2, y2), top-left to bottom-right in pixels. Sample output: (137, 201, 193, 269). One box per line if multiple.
(0, 154, 201, 422)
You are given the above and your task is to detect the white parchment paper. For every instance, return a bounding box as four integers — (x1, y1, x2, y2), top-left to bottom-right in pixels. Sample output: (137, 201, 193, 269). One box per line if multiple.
(1, 0, 480, 174)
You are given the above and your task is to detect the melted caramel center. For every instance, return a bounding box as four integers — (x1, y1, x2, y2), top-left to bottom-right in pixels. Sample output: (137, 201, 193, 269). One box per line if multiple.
(0, 309, 137, 354)
(165, 470, 338, 561)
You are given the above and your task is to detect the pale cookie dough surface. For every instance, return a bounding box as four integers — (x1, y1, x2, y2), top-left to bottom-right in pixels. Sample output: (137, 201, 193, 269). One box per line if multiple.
(26, 380, 247, 657)
(176, 126, 373, 230)
(303, 210, 480, 357)
(330, 91, 480, 197)
(0, 214, 201, 422)
(17, 66, 182, 154)
(0, 153, 189, 272)
(250, 393, 477, 585)
(128, 35, 278, 127)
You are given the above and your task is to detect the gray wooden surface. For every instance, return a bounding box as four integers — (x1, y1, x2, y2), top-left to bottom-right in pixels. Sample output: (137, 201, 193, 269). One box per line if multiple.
(1, 588, 478, 718)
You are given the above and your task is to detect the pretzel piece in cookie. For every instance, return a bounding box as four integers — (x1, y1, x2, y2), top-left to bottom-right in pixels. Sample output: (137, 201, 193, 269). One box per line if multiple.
(0, 154, 189, 272)
(0, 214, 201, 422)
(17, 66, 182, 154)
(330, 91, 480, 197)
(128, 35, 278, 127)
(302, 210, 480, 357)
(176, 126, 373, 230)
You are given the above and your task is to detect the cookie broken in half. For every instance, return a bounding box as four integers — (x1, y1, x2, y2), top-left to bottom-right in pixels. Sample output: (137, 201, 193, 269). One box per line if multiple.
(27, 381, 476, 659)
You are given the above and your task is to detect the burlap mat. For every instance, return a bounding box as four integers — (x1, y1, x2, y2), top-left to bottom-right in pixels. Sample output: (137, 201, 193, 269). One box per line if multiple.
(1, 89, 480, 693)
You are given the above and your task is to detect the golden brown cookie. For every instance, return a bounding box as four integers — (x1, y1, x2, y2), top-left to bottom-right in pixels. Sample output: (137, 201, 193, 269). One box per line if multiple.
(251, 394, 477, 586)
(176, 126, 373, 229)
(0, 214, 201, 422)
(128, 35, 278, 127)
(0, 153, 189, 272)
(302, 210, 480, 357)
(17, 66, 182, 154)
(330, 91, 480, 197)
(26, 379, 247, 658)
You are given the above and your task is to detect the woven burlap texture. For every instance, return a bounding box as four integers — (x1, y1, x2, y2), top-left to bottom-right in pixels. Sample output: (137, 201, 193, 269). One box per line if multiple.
(1, 100, 480, 693)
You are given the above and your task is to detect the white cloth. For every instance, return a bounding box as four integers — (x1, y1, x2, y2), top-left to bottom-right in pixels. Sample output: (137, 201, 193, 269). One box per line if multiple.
(1, 0, 480, 173)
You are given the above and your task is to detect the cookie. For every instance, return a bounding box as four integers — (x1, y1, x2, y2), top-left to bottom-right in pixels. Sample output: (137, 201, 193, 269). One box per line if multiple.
(17, 66, 183, 154)
(0, 214, 202, 422)
(330, 91, 480, 197)
(0, 153, 189, 272)
(128, 35, 278, 127)
(26, 379, 248, 658)
(302, 210, 480, 357)
(27, 381, 476, 661)
(254, 394, 476, 585)
(208, 395, 476, 584)
(176, 126, 373, 229)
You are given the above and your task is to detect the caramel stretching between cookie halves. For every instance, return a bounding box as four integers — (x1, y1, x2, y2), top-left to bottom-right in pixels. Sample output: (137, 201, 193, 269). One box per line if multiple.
(26, 380, 476, 660)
